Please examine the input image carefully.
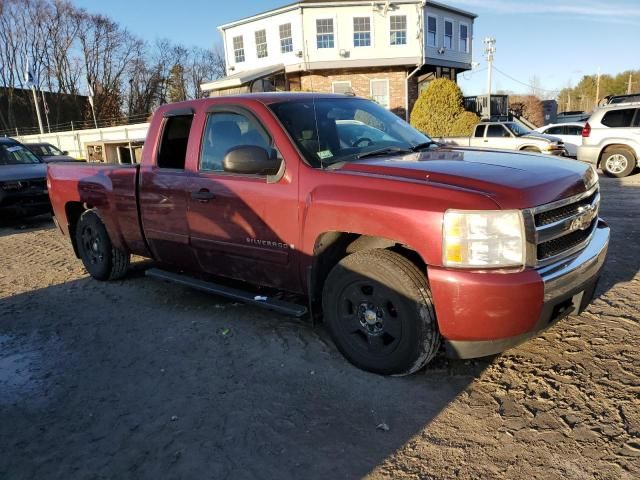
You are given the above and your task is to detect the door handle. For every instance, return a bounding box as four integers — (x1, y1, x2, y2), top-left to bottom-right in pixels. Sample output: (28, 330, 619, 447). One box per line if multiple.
(191, 189, 216, 202)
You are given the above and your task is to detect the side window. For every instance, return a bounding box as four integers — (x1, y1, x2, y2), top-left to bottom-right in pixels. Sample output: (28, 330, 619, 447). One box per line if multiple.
(546, 126, 563, 135)
(566, 126, 583, 135)
(200, 112, 271, 172)
(601, 108, 636, 128)
(486, 124, 509, 138)
(157, 115, 193, 169)
(633, 109, 640, 127)
(474, 125, 485, 137)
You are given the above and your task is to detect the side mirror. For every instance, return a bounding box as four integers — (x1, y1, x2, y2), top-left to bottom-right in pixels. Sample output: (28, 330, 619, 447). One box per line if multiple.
(62, 150, 69, 155)
(223, 145, 281, 176)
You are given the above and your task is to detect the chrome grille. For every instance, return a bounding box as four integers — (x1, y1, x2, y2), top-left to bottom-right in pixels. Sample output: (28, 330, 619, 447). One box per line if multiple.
(528, 184, 600, 266)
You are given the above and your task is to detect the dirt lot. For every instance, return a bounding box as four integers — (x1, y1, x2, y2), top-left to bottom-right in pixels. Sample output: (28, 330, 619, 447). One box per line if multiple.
(0, 175, 638, 480)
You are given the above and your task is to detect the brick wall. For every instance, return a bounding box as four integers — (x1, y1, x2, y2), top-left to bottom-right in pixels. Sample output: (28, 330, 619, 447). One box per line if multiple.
(289, 67, 417, 120)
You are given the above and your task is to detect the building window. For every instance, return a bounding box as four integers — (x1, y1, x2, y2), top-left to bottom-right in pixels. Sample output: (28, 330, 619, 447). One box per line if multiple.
(370, 79, 390, 109)
(353, 17, 371, 47)
(255, 29, 268, 58)
(233, 36, 245, 63)
(460, 23, 469, 53)
(316, 19, 335, 49)
(332, 81, 352, 94)
(444, 19, 453, 49)
(280, 23, 293, 53)
(390, 15, 407, 45)
(427, 15, 437, 47)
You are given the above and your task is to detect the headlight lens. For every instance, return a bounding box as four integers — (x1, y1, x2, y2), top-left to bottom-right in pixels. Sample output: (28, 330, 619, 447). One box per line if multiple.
(443, 210, 525, 268)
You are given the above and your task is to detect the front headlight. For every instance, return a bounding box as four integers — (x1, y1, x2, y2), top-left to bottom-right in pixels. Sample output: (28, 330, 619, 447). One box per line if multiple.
(443, 210, 525, 268)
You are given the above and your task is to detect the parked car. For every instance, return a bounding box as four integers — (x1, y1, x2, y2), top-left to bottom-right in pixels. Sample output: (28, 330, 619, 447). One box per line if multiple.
(24, 142, 77, 163)
(48, 93, 609, 375)
(577, 103, 640, 177)
(535, 122, 585, 157)
(441, 121, 567, 155)
(557, 111, 590, 124)
(0, 138, 50, 218)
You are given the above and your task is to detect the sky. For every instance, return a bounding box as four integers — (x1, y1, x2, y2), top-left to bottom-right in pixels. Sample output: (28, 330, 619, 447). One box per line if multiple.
(73, 0, 639, 97)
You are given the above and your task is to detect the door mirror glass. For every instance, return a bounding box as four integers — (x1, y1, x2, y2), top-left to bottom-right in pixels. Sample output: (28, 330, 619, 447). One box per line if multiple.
(223, 146, 281, 175)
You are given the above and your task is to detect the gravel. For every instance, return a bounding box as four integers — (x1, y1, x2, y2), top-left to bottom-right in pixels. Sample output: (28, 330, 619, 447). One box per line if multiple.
(0, 174, 638, 480)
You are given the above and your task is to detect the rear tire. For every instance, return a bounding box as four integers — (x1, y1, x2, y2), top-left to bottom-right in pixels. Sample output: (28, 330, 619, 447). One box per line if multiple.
(75, 210, 130, 281)
(322, 249, 440, 376)
(601, 147, 636, 178)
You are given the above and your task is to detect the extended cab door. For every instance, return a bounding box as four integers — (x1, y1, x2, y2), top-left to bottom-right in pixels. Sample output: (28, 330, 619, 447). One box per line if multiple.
(468, 124, 486, 147)
(138, 108, 199, 270)
(185, 104, 300, 290)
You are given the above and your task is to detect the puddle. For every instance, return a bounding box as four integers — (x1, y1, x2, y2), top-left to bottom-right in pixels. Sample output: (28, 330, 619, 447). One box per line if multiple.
(0, 334, 61, 406)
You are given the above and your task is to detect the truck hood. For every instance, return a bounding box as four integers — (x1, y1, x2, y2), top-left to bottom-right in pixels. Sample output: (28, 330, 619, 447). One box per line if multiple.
(0, 163, 47, 182)
(522, 132, 562, 143)
(335, 148, 593, 209)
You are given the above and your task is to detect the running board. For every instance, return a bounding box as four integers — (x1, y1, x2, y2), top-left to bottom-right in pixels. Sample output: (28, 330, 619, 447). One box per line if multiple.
(145, 268, 308, 318)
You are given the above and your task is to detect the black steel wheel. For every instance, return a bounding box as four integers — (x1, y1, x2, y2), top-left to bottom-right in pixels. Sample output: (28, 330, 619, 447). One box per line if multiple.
(322, 249, 440, 375)
(75, 210, 130, 281)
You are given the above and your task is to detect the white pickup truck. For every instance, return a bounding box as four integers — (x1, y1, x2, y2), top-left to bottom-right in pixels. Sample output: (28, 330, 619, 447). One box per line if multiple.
(441, 122, 567, 156)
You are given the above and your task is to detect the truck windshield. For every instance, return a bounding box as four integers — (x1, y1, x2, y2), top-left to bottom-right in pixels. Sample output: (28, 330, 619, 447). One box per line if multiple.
(269, 97, 433, 168)
(0, 144, 42, 165)
(505, 123, 531, 137)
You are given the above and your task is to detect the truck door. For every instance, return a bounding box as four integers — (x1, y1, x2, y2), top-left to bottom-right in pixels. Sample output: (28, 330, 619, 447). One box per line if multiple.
(138, 109, 199, 270)
(185, 105, 300, 291)
(469, 124, 486, 147)
(485, 124, 515, 150)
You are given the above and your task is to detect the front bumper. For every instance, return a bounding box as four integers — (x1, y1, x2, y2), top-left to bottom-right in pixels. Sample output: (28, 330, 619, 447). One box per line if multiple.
(428, 220, 610, 359)
(548, 148, 568, 157)
(0, 188, 51, 218)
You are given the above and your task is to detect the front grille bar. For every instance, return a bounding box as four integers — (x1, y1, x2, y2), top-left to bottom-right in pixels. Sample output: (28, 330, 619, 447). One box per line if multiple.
(524, 183, 600, 268)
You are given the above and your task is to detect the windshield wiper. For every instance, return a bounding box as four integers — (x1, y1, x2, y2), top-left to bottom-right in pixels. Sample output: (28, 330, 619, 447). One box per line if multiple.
(356, 146, 413, 160)
(411, 141, 439, 151)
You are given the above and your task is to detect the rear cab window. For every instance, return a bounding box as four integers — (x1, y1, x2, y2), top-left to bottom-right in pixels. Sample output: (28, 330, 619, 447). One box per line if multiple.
(473, 125, 486, 137)
(157, 115, 193, 169)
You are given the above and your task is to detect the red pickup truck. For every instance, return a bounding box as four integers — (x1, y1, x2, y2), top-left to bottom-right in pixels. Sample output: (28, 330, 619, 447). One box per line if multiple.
(48, 93, 609, 375)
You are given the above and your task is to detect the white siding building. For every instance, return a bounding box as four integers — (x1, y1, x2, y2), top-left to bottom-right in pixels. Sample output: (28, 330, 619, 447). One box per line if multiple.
(202, 0, 477, 118)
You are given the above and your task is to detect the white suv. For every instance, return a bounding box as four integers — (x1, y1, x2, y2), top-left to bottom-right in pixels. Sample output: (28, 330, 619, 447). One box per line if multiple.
(577, 103, 640, 177)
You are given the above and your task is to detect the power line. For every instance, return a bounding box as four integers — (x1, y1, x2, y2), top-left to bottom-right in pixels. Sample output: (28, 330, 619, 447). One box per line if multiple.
(492, 65, 562, 95)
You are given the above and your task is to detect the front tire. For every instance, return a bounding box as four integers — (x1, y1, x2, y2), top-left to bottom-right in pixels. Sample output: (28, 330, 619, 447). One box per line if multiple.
(322, 249, 440, 376)
(75, 210, 130, 281)
(601, 147, 636, 178)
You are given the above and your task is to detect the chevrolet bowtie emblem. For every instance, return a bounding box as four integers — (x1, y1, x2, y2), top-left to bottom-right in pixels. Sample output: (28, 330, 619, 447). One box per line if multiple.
(571, 204, 598, 231)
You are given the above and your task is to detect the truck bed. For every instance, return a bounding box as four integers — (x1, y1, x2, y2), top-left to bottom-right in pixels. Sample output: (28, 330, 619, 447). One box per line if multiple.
(47, 162, 149, 257)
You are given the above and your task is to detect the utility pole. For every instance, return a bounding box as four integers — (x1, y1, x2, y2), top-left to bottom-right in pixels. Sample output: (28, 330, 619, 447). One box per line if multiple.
(628, 72, 633, 94)
(87, 76, 98, 129)
(595, 67, 601, 109)
(483, 37, 496, 120)
(41, 89, 51, 133)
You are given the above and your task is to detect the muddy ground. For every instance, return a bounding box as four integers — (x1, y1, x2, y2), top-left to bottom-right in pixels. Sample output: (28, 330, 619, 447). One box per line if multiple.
(0, 175, 638, 480)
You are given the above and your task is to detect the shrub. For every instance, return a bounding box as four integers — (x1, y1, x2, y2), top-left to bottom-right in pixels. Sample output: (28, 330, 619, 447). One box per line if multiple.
(410, 78, 464, 137)
(449, 111, 481, 136)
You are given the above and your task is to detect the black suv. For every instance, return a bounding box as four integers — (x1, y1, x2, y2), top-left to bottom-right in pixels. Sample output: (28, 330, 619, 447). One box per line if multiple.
(0, 138, 50, 218)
